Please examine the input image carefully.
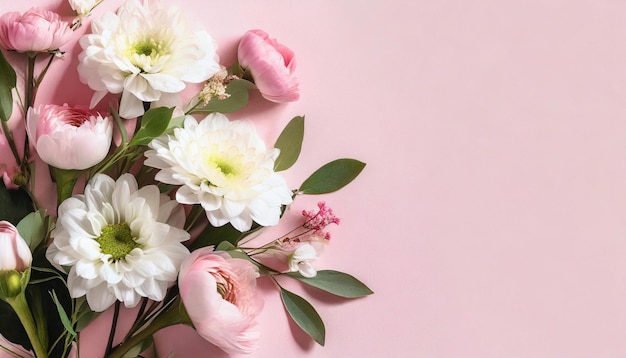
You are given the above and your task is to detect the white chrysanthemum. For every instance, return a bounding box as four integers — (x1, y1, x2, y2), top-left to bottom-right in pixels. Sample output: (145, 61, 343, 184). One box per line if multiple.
(144, 113, 293, 232)
(46, 173, 191, 312)
(77, 0, 220, 118)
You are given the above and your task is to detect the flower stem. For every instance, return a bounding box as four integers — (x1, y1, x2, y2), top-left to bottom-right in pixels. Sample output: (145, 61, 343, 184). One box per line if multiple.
(104, 301, 121, 357)
(107, 298, 190, 358)
(24, 55, 36, 114)
(50, 167, 81, 207)
(5, 292, 48, 358)
(0, 119, 22, 168)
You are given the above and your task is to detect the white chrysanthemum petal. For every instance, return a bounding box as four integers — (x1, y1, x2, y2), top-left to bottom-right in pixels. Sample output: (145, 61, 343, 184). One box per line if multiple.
(145, 113, 293, 232)
(77, 0, 220, 118)
(46, 174, 190, 312)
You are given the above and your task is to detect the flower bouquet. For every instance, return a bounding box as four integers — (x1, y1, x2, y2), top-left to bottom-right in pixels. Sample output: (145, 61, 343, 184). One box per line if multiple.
(0, 0, 372, 357)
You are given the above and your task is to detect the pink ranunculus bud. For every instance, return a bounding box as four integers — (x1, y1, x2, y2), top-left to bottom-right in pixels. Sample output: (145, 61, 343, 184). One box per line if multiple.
(237, 29, 300, 103)
(26, 104, 113, 170)
(0, 221, 32, 272)
(179, 247, 263, 354)
(0, 7, 72, 53)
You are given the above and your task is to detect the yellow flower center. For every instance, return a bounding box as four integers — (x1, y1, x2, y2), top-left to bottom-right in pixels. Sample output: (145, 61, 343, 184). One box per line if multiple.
(96, 223, 140, 261)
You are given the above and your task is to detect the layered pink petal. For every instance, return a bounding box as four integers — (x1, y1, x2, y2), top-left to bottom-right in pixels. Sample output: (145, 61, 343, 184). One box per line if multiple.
(238, 29, 300, 103)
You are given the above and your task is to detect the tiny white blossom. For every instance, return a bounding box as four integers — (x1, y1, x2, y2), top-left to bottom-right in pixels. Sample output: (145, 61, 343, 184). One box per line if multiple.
(288, 243, 318, 278)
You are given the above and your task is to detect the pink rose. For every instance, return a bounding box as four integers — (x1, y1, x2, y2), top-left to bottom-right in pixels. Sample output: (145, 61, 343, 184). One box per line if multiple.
(26, 104, 112, 170)
(179, 247, 262, 354)
(0, 8, 72, 53)
(238, 29, 300, 103)
(0, 221, 31, 272)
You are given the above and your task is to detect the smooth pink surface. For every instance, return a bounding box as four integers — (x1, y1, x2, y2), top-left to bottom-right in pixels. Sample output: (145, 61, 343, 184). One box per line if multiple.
(3, 0, 626, 357)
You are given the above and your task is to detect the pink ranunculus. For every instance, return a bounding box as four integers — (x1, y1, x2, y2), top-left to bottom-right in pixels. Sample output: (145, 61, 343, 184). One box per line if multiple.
(26, 104, 112, 170)
(0, 8, 72, 53)
(0, 221, 31, 272)
(179, 247, 263, 354)
(237, 29, 300, 103)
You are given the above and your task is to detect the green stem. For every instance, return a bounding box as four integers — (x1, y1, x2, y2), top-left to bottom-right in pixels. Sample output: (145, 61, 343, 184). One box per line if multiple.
(0, 119, 21, 168)
(107, 298, 190, 358)
(104, 301, 121, 357)
(24, 55, 35, 114)
(5, 293, 48, 358)
(50, 167, 82, 208)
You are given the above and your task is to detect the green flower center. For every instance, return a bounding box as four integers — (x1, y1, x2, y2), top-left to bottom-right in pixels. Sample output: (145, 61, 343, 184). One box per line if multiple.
(133, 38, 163, 56)
(215, 158, 238, 177)
(96, 223, 140, 261)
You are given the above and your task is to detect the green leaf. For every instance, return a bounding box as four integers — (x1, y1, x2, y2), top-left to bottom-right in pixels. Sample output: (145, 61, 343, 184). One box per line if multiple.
(286, 270, 374, 298)
(49, 290, 76, 338)
(0, 50, 16, 122)
(190, 79, 251, 114)
(0, 181, 34, 225)
(16, 209, 48, 250)
(280, 287, 325, 346)
(190, 220, 262, 250)
(129, 107, 175, 146)
(274, 116, 304, 172)
(298, 159, 366, 195)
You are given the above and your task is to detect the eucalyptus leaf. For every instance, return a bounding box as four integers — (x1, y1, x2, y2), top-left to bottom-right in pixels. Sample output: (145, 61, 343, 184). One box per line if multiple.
(190, 223, 243, 250)
(298, 159, 366, 195)
(0, 50, 16, 122)
(191, 221, 262, 250)
(280, 287, 325, 346)
(190, 79, 251, 114)
(286, 270, 373, 298)
(16, 209, 47, 250)
(0, 181, 34, 225)
(129, 107, 175, 146)
(274, 116, 304, 172)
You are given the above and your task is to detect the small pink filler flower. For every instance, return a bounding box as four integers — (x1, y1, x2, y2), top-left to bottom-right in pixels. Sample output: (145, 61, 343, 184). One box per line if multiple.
(237, 29, 300, 103)
(26, 104, 112, 170)
(0, 8, 72, 53)
(179, 247, 262, 354)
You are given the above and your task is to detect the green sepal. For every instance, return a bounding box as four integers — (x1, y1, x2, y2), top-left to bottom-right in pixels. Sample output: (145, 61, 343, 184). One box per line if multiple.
(274, 116, 304, 172)
(0, 269, 29, 300)
(227, 60, 244, 77)
(280, 287, 325, 346)
(129, 107, 175, 146)
(286, 270, 373, 298)
(298, 159, 366, 194)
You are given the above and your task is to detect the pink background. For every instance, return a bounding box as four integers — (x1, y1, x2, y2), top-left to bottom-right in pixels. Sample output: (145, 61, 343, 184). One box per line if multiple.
(3, 0, 626, 357)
